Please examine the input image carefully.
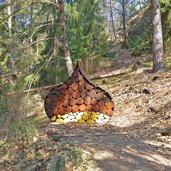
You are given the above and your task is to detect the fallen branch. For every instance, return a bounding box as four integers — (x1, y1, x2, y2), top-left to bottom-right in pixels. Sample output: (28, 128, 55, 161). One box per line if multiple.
(5, 69, 129, 95)
(89, 69, 130, 80)
(23, 83, 62, 93)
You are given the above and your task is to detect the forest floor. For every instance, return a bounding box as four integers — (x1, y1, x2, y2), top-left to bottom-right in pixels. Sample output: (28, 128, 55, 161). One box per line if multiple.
(0, 50, 171, 171)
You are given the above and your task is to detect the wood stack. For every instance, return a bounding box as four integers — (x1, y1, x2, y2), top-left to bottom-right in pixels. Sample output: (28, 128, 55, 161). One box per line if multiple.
(44, 62, 114, 123)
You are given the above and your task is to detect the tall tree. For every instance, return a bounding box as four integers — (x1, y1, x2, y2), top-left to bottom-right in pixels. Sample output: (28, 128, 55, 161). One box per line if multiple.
(151, 0, 165, 72)
(7, 0, 14, 72)
(121, 0, 128, 48)
(109, 0, 116, 39)
(114, 0, 130, 48)
(58, 0, 73, 76)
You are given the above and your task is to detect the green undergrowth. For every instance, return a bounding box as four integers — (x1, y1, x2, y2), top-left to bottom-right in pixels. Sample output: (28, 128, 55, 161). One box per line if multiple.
(165, 55, 171, 70)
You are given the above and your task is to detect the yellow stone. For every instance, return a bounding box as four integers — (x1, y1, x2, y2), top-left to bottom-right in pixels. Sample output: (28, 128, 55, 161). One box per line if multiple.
(82, 115, 89, 120)
(58, 115, 62, 118)
(62, 114, 68, 119)
(56, 118, 64, 123)
(78, 119, 85, 123)
(83, 112, 89, 117)
(87, 119, 95, 123)
(51, 116, 56, 121)
(91, 115, 97, 120)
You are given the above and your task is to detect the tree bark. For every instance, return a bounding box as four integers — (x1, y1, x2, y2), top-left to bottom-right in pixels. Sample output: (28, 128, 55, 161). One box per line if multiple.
(109, 0, 117, 42)
(58, 0, 73, 76)
(151, 0, 165, 72)
(122, 0, 128, 48)
(7, 0, 14, 72)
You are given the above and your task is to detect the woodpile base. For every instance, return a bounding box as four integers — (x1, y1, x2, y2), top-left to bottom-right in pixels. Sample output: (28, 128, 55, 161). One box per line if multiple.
(44, 61, 114, 124)
(50, 111, 111, 124)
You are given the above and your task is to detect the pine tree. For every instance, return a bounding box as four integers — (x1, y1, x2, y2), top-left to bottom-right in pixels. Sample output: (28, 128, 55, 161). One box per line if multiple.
(151, 0, 165, 72)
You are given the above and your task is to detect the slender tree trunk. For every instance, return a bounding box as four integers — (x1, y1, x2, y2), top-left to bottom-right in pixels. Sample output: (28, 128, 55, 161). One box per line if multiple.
(109, 0, 116, 39)
(52, 0, 57, 56)
(58, 0, 73, 76)
(151, 0, 165, 72)
(30, 0, 33, 54)
(109, 0, 119, 51)
(7, 0, 14, 72)
(122, 0, 127, 48)
(139, 0, 142, 9)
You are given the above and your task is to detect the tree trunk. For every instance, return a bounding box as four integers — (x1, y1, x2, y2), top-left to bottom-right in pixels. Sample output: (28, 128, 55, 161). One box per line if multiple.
(30, 0, 33, 54)
(151, 0, 165, 72)
(58, 0, 73, 76)
(109, 0, 116, 40)
(7, 0, 14, 72)
(122, 0, 127, 48)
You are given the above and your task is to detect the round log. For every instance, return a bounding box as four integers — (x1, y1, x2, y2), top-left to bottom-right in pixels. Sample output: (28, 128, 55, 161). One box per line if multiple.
(66, 79, 72, 85)
(88, 90, 96, 98)
(59, 107, 66, 114)
(71, 82, 79, 91)
(106, 109, 113, 116)
(98, 100, 104, 107)
(86, 104, 93, 111)
(67, 88, 73, 95)
(78, 74, 83, 81)
(104, 97, 110, 103)
(93, 104, 100, 112)
(80, 89, 87, 98)
(79, 80, 86, 87)
(84, 96, 91, 105)
(62, 83, 68, 89)
(96, 92, 105, 101)
(106, 102, 114, 109)
(64, 93, 70, 100)
(91, 98, 97, 105)
(63, 99, 69, 107)
(79, 104, 86, 111)
(77, 97, 84, 105)
(56, 102, 63, 108)
(72, 105, 79, 112)
(69, 98, 77, 106)
(66, 105, 71, 113)
(86, 84, 94, 91)
(53, 108, 58, 115)
(71, 76, 78, 83)
(61, 88, 66, 95)
(72, 90, 80, 98)
(78, 85, 84, 92)
(100, 106, 107, 113)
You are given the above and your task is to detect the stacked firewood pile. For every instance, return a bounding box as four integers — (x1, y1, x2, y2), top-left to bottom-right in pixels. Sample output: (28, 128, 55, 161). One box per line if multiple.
(44, 62, 114, 124)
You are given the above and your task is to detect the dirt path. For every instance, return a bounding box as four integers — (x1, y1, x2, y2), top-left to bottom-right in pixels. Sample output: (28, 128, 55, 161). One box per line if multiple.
(42, 68, 171, 171)
(43, 121, 171, 171)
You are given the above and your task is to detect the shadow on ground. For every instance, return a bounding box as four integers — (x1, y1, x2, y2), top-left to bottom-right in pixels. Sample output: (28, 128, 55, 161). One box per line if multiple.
(40, 119, 171, 171)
